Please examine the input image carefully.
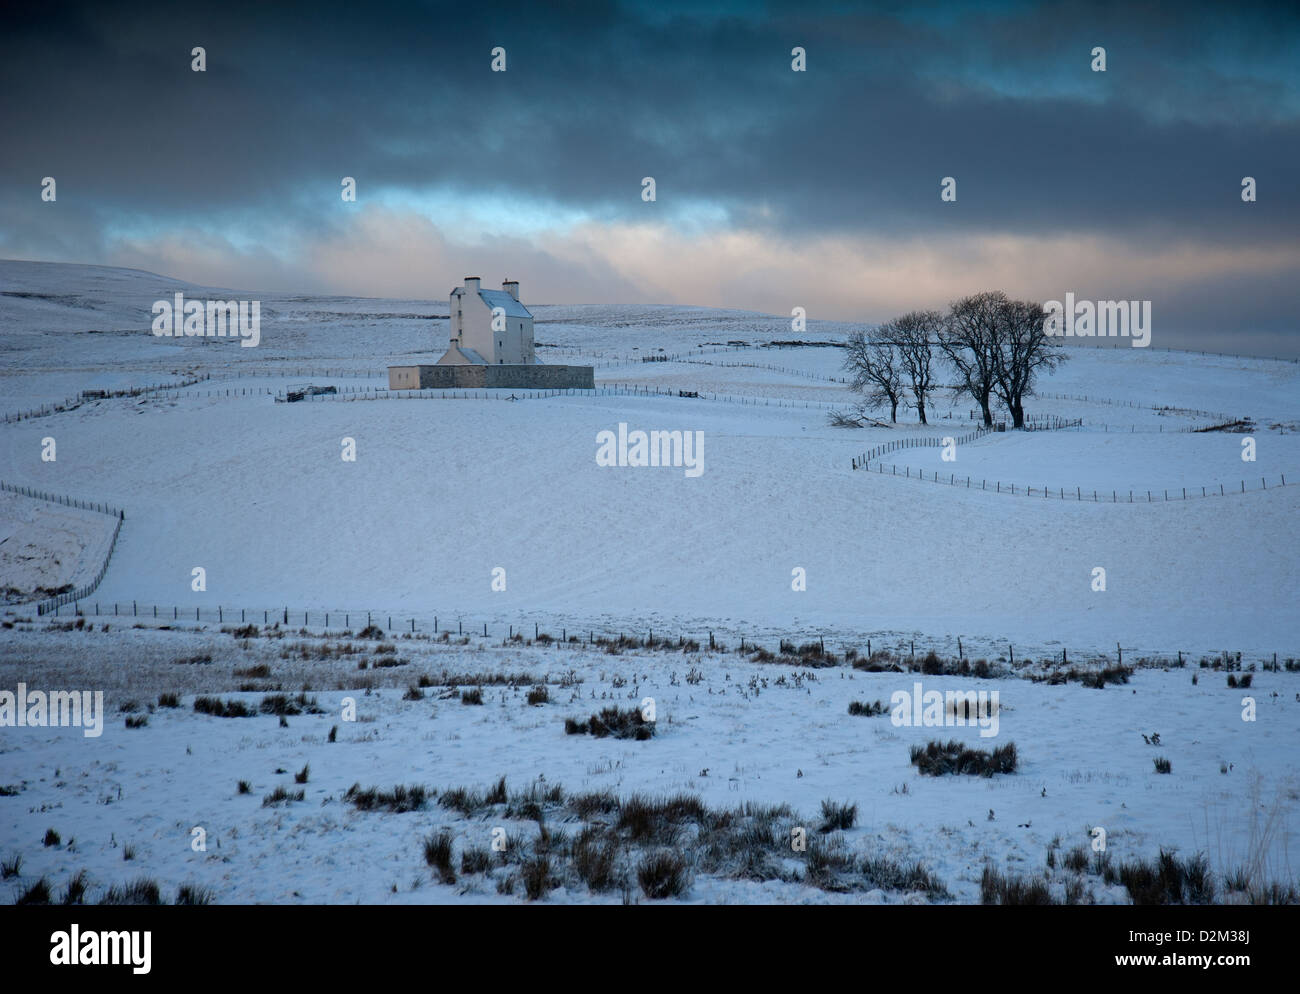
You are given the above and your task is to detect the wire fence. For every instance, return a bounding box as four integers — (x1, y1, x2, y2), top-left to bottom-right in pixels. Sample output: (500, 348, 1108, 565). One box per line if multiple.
(272, 382, 845, 410)
(1088, 423, 1236, 434)
(538, 345, 744, 366)
(679, 359, 851, 384)
(165, 386, 279, 399)
(42, 603, 728, 646)
(1032, 391, 1237, 422)
(28, 601, 1297, 670)
(852, 426, 996, 470)
(0, 480, 125, 518)
(607, 384, 841, 409)
(2, 374, 212, 424)
(856, 460, 1291, 502)
(0, 480, 127, 616)
(35, 516, 124, 616)
(140, 376, 1252, 435)
(8, 377, 852, 412)
(543, 345, 740, 357)
(205, 367, 398, 379)
(849, 423, 1290, 500)
(274, 386, 588, 403)
(1022, 416, 1084, 431)
(1129, 345, 1300, 365)
(966, 407, 1235, 434)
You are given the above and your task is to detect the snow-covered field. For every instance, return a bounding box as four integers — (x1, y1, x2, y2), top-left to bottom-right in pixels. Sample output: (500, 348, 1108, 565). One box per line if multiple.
(0, 492, 116, 603)
(1, 625, 1296, 905)
(1, 261, 1297, 904)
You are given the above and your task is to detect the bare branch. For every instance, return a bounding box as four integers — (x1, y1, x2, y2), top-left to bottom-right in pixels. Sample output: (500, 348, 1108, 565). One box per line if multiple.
(842, 328, 904, 422)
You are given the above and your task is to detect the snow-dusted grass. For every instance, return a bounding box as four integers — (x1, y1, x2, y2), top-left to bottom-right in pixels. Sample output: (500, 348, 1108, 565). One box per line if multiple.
(0, 625, 1296, 904)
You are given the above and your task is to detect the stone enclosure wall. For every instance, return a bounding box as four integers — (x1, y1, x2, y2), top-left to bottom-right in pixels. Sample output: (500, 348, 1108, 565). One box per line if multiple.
(387, 364, 594, 390)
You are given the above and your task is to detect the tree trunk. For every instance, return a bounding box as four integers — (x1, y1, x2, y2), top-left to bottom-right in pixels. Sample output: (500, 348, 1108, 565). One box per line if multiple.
(980, 396, 993, 426)
(1011, 400, 1025, 428)
(917, 398, 927, 425)
(889, 398, 898, 422)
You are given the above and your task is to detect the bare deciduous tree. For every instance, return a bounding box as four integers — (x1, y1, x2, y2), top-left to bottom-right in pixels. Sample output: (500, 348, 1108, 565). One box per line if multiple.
(991, 298, 1067, 428)
(888, 310, 942, 425)
(843, 328, 904, 422)
(940, 291, 1005, 427)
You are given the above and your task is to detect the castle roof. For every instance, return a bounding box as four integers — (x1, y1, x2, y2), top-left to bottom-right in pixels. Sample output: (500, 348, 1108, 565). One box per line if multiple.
(477, 288, 532, 319)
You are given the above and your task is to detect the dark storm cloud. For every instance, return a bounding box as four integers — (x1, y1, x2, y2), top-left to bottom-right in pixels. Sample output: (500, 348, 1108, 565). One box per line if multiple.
(0, 0, 1297, 350)
(2, 0, 1296, 233)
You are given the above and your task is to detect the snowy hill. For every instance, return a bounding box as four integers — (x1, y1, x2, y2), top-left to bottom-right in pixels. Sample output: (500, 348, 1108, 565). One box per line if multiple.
(3, 260, 1297, 658)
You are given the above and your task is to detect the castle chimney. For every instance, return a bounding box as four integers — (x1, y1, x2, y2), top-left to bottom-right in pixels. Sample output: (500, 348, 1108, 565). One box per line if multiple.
(503, 279, 519, 301)
(464, 276, 480, 294)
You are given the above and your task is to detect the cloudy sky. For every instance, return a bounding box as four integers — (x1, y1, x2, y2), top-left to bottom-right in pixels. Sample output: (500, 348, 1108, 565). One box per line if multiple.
(2, 0, 1298, 353)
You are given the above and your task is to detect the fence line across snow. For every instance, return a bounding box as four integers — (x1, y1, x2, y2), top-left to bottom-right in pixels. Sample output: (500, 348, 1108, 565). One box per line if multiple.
(851, 425, 996, 470)
(678, 359, 850, 383)
(30, 602, 1297, 671)
(34, 515, 124, 616)
(272, 386, 603, 403)
(1032, 391, 1236, 422)
(0, 480, 127, 616)
(609, 384, 841, 409)
(256, 383, 843, 410)
(1, 374, 212, 424)
(543, 345, 746, 366)
(0, 479, 125, 518)
(855, 460, 1290, 503)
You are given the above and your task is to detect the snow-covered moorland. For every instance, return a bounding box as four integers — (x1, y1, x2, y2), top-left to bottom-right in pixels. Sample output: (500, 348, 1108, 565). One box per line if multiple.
(0, 261, 1297, 905)
(1, 623, 1296, 905)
